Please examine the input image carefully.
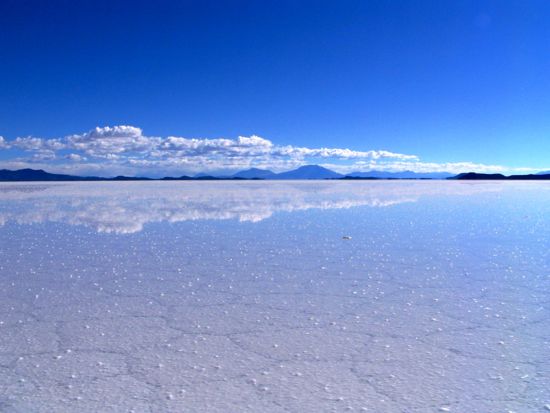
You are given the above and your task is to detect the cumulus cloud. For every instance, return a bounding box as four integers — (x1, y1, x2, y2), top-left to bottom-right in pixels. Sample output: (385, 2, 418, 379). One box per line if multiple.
(67, 125, 160, 158)
(0, 125, 537, 176)
(273, 146, 418, 161)
(30, 151, 57, 161)
(12, 136, 65, 151)
(159, 135, 273, 158)
(321, 160, 517, 175)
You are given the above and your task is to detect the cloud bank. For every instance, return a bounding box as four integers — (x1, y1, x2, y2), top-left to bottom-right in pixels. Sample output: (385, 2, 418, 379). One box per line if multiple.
(0, 125, 538, 176)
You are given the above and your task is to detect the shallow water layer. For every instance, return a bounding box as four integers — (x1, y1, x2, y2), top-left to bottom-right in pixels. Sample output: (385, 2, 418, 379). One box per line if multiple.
(0, 181, 549, 412)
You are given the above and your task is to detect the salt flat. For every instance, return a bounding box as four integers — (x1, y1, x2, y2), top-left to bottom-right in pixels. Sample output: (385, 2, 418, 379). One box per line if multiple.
(0, 181, 548, 412)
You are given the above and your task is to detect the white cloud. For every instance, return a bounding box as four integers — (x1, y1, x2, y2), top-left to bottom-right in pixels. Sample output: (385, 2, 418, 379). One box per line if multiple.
(65, 153, 86, 162)
(0, 125, 538, 176)
(12, 136, 65, 151)
(159, 136, 272, 156)
(321, 160, 541, 175)
(30, 151, 57, 161)
(67, 125, 160, 157)
(380, 161, 506, 174)
(273, 146, 418, 161)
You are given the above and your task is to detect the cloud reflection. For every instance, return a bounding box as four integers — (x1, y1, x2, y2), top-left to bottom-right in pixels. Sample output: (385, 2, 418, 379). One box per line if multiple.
(0, 181, 503, 234)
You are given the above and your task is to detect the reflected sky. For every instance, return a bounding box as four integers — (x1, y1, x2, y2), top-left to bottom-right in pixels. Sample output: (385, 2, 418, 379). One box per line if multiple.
(0, 180, 509, 233)
(1, 181, 549, 412)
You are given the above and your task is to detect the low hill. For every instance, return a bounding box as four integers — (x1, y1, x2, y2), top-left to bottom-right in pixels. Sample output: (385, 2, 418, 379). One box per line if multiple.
(273, 165, 343, 180)
(231, 168, 276, 179)
(451, 172, 550, 180)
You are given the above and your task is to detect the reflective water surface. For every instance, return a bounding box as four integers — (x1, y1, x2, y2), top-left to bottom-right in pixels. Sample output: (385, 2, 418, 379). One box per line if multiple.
(0, 181, 549, 412)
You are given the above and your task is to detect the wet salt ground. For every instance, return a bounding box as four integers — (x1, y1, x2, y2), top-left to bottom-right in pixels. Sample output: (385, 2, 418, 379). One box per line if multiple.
(0, 181, 549, 412)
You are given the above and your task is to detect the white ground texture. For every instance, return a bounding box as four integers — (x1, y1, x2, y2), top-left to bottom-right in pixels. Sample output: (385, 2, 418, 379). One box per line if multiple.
(0, 181, 548, 412)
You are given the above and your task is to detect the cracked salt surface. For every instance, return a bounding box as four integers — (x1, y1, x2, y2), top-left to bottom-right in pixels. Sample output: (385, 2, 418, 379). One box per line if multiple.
(0, 180, 549, 412)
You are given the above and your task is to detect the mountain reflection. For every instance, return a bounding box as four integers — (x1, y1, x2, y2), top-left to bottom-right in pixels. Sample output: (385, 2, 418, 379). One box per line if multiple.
(0, 181, 502, 234)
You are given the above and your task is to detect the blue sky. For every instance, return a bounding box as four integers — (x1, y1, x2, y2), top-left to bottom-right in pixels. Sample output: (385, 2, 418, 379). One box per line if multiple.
(0, 0, 549, 176)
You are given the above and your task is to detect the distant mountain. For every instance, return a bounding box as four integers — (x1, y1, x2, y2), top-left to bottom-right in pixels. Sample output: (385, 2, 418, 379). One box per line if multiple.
(450, 173, 507, 180)
(3, 167, 549, 182)
(273, 165, 343, 180)
(508, 174, 550, 180)
(0, 168, 95, 181)
(537, 171, 550, 175)
(231, 168, 276, 179)
(110, 176, 151, 181)
(0, 168, 149, 181)
(160, 176, 193, 180)
(347, 170, 453, 179)
(451, 172, 550, 180)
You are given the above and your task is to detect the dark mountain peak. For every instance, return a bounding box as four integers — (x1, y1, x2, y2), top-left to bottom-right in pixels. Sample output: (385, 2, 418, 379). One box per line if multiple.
(294, 165, 331, 171)
(9, 168, 47, 175)
(451, 172, 507, 180)
(193, 172, 211, 178)
(274, 165, 343, 180)
(451, 172, 550, 180)
(0, 168, 81, 181)
(20, 168, 43, 172)
(231, 168, 276, 179)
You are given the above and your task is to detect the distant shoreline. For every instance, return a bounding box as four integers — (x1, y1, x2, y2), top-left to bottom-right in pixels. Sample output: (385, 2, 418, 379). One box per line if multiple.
(1, 168, 550, 182)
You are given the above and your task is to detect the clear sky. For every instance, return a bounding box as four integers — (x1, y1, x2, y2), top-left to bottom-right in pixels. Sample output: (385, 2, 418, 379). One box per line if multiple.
(0, 0, 549, 176)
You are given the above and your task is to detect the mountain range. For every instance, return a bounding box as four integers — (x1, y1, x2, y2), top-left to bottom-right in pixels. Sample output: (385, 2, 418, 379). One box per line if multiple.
(449, 172, 550, 180)
(230, 168, 277, 179)
(1, 166, 550, 181)
(228, 166, 454, 180)
(347, 170, 454, 179)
